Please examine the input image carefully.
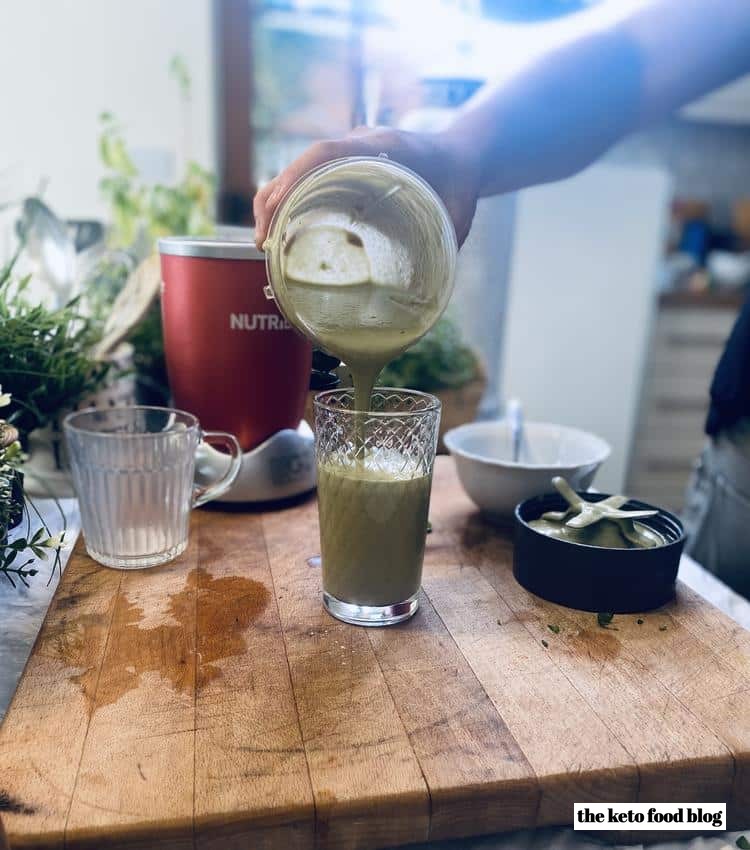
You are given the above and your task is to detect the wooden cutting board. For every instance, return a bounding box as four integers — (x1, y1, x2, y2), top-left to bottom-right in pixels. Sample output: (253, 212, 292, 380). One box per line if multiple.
(1, 457, 749, 849)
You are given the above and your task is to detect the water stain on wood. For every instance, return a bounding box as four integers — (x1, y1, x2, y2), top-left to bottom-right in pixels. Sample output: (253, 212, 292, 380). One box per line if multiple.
(55, 592, 82, 610)
(568, 628, 621, 663)
(58, 568, 269, 709)
(196, 569, 270, 687)
(45, 611, 106, 704)
(0, 790, 36, 815)
(461, 517, 501, 551)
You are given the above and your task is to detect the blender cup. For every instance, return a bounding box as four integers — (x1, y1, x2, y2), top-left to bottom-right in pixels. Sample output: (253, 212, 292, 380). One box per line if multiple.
(262, 155, 458, 361)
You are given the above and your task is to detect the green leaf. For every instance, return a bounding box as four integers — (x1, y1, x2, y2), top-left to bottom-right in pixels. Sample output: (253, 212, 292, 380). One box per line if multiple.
(547, 624, 560, 634)
(597, 612, 615, 629)
(0, 272, 112, 435)
(111, 138, 137, 177)
(736, 837, 750, 850)
(636, 618, 644, 625)
(377, 315, 478, 392)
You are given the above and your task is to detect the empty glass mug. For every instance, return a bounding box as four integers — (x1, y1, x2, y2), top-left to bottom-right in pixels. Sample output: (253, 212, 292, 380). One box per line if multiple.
(64, 406, 241, 569)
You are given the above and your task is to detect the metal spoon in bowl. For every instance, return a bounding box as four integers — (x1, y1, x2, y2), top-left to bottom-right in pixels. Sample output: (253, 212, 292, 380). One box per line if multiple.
(506, 398, 527, 463)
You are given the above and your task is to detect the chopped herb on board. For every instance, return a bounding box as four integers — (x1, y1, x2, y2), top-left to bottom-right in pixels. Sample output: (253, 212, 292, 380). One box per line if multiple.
(547, 624, 560, 634)
(637, 618, 644, 625)
(736, 837, 750, 850)
(659, 625, 668, 632)
(597, 612, 616, 629)
(541, 639, 549, 648)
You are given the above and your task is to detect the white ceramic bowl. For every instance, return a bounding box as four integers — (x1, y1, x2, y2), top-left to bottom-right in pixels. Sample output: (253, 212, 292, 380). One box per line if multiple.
(444, 421, 611, 520)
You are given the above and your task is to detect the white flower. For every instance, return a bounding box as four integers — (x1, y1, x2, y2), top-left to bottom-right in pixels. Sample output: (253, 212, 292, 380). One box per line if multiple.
(42, 532, 65, 550)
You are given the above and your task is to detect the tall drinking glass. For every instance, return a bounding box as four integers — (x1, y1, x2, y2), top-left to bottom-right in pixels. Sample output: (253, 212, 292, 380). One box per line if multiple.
(64, 406, 241, 569)
(314, 388, 440, 626)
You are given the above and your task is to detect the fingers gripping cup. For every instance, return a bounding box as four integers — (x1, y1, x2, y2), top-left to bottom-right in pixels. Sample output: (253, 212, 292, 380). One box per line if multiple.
(314, 389, 441, 626)
(64, 406, 241, 569)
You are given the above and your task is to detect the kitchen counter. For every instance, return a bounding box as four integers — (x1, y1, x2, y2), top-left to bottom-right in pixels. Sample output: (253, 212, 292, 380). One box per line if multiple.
(659, 288, 747, 309)
(1, 492, 748, 849)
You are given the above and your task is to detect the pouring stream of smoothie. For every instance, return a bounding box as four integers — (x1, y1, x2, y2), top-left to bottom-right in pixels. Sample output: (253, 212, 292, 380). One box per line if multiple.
(282, 226, 437, 411)
(261, 161, 455, 617)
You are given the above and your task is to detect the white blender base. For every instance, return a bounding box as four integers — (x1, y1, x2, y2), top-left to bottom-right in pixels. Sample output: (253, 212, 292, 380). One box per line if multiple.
(196, 421, 316, 503)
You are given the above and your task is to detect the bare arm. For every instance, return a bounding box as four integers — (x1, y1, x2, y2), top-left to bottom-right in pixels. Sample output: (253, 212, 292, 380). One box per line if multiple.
(451, 0, 750, 197)
(254, 0, 750, 246)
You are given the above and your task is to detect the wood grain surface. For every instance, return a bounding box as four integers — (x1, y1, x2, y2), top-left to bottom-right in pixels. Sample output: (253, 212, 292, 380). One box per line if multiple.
(1, 457, 748, 849)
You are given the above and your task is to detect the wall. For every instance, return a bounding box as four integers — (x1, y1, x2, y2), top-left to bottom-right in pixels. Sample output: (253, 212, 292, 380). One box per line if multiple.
(501, 162, 671, 493)
(0, 0, 216, 223)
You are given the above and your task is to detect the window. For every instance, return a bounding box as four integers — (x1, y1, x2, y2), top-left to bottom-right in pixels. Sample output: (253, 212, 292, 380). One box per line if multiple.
(215, 0, 605, 223)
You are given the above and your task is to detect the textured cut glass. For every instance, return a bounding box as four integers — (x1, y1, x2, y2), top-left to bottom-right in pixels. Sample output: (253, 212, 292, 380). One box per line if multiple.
(314, 389, 440, 626)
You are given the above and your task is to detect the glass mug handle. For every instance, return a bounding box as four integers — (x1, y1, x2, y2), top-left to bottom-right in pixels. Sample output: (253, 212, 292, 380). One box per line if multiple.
(193, 431, 242, 507)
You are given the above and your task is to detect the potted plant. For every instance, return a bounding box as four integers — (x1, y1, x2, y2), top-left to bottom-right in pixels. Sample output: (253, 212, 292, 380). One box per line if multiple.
(93, 56, 215, 404)
(0, 245, 111, 497)
(0, 387, 64, 587)
(0, 410, 23, 533)
(378, 315, 485, 451)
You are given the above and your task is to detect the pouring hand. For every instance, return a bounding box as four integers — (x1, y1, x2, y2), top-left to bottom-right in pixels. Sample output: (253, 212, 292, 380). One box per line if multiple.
(252, 127, 481, 249)
(255, 3, 750, 253)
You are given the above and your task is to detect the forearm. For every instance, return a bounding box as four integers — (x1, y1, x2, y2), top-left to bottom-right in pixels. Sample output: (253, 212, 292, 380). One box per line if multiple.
(254, 0, 750, 246)
(440, 0, 750, 197)
(440, 24, 642, 196)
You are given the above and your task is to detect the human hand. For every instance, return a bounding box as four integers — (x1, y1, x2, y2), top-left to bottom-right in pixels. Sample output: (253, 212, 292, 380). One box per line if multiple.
(252, 127, 480, 248)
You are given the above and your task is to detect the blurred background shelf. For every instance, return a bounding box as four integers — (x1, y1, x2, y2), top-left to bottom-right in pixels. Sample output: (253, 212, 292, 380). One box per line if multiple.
(628, 301, 741, 513)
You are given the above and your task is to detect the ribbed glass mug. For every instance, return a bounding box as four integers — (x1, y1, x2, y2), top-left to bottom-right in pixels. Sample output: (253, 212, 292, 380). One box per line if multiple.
(64, 406, 241, 569)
